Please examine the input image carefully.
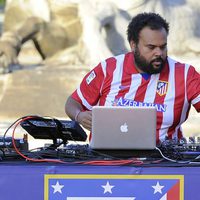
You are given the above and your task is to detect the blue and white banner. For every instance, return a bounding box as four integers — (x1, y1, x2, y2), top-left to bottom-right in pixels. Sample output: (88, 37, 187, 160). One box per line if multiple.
(44, 174, 184, 200)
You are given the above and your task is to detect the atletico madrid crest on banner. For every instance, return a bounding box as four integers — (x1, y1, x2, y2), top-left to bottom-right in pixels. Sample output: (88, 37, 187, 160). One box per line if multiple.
(157, 80, 168, 96)
(44, 174, 184, 200)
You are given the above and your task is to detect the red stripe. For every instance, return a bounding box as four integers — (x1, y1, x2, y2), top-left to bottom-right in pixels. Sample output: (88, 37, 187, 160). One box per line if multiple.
(71, 90, 83, 104)
(177, 129, 183, 139)
(134, 78, 150, 102)
(186, 66, 200, 101)
(195, 101, 200, 112)
(154, 62, 169, 142)
(167, 181, 180, 200)
(167, 63, 185, 139)
(99, 57, 117, 105)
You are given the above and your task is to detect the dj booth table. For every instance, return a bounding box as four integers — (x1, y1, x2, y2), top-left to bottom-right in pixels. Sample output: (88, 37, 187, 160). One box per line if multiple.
(0, 161, 200, 200)
(4, 117, 199, 199)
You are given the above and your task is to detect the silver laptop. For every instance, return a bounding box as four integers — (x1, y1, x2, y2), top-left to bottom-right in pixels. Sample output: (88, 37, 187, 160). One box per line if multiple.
(90, 106, 157, 150)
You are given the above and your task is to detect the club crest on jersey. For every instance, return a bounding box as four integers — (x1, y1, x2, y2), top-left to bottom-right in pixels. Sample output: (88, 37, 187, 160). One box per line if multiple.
(157, 80, 168, 96)
(86, 71, 96, 84)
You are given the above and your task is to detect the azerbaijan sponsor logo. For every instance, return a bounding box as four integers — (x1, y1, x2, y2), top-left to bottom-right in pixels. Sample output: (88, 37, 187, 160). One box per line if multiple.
(112, 97, 167, 112)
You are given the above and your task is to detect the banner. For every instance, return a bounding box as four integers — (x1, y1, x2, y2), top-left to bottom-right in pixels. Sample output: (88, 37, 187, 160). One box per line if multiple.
(44, 174, 184, 200)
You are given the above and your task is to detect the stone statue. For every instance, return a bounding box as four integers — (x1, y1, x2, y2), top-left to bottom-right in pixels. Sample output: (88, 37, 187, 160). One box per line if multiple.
(0, 0, 199, 73)
(0, 0, 82, 73)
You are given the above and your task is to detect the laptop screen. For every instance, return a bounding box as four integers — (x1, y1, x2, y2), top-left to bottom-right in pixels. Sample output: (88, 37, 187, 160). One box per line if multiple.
(90, 106, 157, 150)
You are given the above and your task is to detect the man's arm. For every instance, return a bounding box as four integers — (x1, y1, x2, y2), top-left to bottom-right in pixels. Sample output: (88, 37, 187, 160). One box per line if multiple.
(65, 96, 92, 131)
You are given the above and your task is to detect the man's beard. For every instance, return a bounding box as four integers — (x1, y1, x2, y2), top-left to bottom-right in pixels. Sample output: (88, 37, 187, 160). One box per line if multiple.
(134, 47, 165, 74)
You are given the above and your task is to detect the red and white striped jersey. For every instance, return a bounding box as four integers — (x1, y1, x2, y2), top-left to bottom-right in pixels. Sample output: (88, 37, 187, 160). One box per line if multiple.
(71, 52, 200, 142)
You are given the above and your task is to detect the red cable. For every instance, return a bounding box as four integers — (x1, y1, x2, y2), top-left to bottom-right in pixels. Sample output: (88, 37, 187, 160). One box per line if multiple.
(11, 116, 145, 165)
(11, 116, 65, 163)
(77, 159, 143, 166)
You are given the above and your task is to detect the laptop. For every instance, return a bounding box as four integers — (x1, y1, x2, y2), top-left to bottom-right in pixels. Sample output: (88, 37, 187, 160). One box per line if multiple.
(90, 106, 157, 150)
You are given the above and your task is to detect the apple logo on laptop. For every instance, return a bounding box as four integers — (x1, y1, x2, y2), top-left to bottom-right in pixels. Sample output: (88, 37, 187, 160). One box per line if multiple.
(120, 123, 128, 133)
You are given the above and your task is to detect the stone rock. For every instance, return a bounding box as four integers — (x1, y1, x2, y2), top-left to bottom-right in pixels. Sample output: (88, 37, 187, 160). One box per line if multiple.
(2, 0, 200, 67)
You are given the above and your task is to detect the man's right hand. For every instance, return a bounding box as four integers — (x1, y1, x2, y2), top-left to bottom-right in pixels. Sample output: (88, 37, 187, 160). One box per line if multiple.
(76, 110, 92, 131)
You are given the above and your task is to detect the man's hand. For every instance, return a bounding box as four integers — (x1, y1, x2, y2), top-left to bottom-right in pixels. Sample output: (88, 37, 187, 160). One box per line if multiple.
(77, 111, 92, 131)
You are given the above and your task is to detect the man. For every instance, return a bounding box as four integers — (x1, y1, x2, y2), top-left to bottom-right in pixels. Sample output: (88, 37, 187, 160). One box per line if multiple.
(65, 12, 200, 143)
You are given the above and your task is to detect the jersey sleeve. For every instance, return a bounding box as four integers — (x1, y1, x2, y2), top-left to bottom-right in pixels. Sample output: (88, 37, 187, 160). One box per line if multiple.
(186, 66, 200, 112)
(71, 63, 105, 110)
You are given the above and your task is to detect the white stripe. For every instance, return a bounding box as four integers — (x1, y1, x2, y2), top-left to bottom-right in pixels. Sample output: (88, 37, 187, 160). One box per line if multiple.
(100, 60, 107, 77)
(104, 54, 125, 106)
(124, 74, 142, 100)
(173, 63, 190, 139)
(192, 94, 200, 105)
(159, 57, 176, 141)
(77, 86, 93, 110)
(67, 198, 135, 200)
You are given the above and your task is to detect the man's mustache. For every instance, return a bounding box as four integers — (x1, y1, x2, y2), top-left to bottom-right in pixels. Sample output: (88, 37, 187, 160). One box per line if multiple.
(151, 57, 164, 63)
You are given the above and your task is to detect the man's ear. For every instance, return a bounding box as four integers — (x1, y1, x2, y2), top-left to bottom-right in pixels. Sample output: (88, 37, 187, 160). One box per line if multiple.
(130, 40, 136, 52)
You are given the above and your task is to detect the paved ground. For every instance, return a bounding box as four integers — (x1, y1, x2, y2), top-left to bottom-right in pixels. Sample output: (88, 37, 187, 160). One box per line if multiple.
(0, 51, 90, 148)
